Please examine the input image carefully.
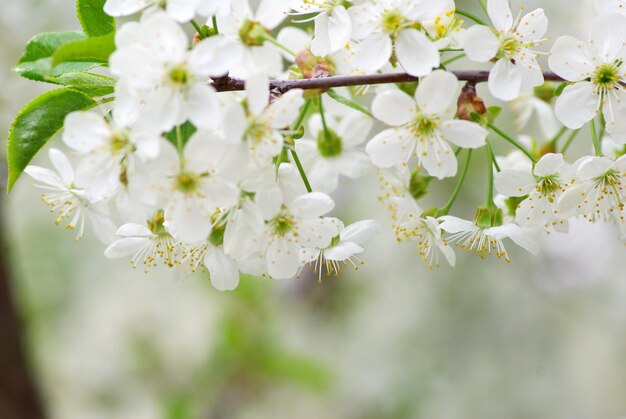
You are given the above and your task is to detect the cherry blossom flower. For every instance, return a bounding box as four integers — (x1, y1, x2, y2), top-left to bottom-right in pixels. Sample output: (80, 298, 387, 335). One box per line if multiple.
(104, 211, 188, 271)
(218, 0, 291, 77)
(549, 13, 626, 140)
(495, 153, 572, 228)
(295, 110, 373, 193)
(258, 192, 340, 279)
(348, 0, 446, 76)
(110, 12, 241, 132)
(290, 0, 352, 57)
(440, 215, 540, 262)
(25, 149, 116, 243)
(462, 0, 548, 101)
(299, 219, 381, 281)
(558, 155, 626, 236)
(223, 73, 305, 168)
(366, 71, 488, 179)
(62, 109, 159, 201)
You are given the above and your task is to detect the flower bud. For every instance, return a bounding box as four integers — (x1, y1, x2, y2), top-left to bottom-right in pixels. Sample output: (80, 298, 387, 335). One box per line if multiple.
(473, 206, 504, 229)
(409, 167, 432, 200)
(239, 19, 269, 46)
(456, 82, 487, 122)
(317, 128, 343, 157)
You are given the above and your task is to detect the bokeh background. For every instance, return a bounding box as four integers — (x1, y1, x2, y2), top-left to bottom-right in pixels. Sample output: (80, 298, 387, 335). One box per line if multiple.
(2, 1, 626, 418)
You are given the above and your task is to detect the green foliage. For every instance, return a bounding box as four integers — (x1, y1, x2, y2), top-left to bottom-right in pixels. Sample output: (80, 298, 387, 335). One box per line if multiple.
(327, 89, 374, 118)
(77, 0, 115, 37)
(15, 31, 98, 82)
(165, 122, 198, 149)
(46, 72, 115, 96)
(7, 89, 94, 191)
(51, 32, 116, 69)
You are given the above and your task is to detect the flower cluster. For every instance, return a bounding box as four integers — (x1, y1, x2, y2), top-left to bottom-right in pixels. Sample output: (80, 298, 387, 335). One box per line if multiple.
(12, 0, 626, 290)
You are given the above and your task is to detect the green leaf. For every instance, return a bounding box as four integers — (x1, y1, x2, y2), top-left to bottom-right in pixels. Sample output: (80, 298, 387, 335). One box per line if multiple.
(46, 72, 115, 97)
(165, 122, 198, 149)
(7, 89, 94, 191)
(15, 31, 100, 82)
(327, 89, 374, 118)
(51, 32, 115, 69)
(77, 0, 115, 37)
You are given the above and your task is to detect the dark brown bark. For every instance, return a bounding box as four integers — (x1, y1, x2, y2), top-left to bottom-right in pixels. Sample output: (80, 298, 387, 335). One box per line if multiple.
(0, 171, 46, 419)
(212, 71, 565, 93)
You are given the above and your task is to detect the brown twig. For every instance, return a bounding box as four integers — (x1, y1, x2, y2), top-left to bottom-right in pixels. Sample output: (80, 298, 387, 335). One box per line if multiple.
(211, 71, 564, 93)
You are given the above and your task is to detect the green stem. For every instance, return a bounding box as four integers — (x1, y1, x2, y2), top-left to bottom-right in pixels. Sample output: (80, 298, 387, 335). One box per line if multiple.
(456, 10, 487, 26)
(318, 96, 330, 137)
(212, 16, 219, 34)
(191, 20, 206, 39)
(560, 129, 580, 153)
(487, 122, 537, 163)
(287, 99, 313, 192)
(485, 143, 495, 207)
(478, 0, 488, 15)
(591, 118, 603, 156)
(441, 53, 466, 67)
(261, 33, 295, 56)
(441, 149, 473, 214)
(548, 126, 568, 146)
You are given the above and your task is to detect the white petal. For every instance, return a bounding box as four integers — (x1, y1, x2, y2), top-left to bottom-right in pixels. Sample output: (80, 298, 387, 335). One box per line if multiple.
(415, 70, 458, 115)
(372, 90, 416, 126)
(186, 85, 221, 130)
(267, 237, 301, 279)
(352, 33, 392, 73)
(439, 216, 478, 233)
(63, 112, 110, 153)
(590, 13, 626, 63)
(438, 120, 488, 149)
(246, 72, 270, 117)
(49, 148, 74, 185)
(340, 220, 382, 245)
(325, 242, 363, 261)
(487, 0, 514, 32)
(554, 82, 598, 129)
(366, 128, 415, 168)
(462, 25, 500, 62)
(548, 36, 596, 82)
(115, 223, 154, 237)
(204, 247, 240, 291)
(517, 8, 548, 42)
(396, 29, 439, 77)
(488, 58, 523, 101)
(534, 153, 565, 177)
(289, 192, 335, 218)
(494, 170, 536, 197)
(104, 237, 147, 259)
(265, 89, 305, 128)
(189, 36, 243, 77)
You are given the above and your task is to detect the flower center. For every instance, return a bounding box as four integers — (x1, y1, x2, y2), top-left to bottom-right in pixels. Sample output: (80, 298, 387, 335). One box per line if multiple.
(382, 9, 409, 37)
(175, 172, 200, 193)
(497, 34, 521, 59)
(409, 114, 439, 137)
(110, 129, 135, 154)
(168, 65, 190, 85)
(270, 209, 295, 236)
(537, 175, 562, 203)
(147, 210, 168, 236)
(593, 62, 621, 91)
(317, 127, 343, 157)
(239, 19, 270, 46)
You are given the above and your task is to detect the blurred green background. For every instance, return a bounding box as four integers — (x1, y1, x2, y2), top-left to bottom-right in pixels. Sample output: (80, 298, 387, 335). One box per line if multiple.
(2, 1, 626, 418)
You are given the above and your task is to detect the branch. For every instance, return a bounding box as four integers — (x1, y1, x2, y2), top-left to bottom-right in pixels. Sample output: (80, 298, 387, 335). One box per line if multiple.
(212, 71, 564, 93)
